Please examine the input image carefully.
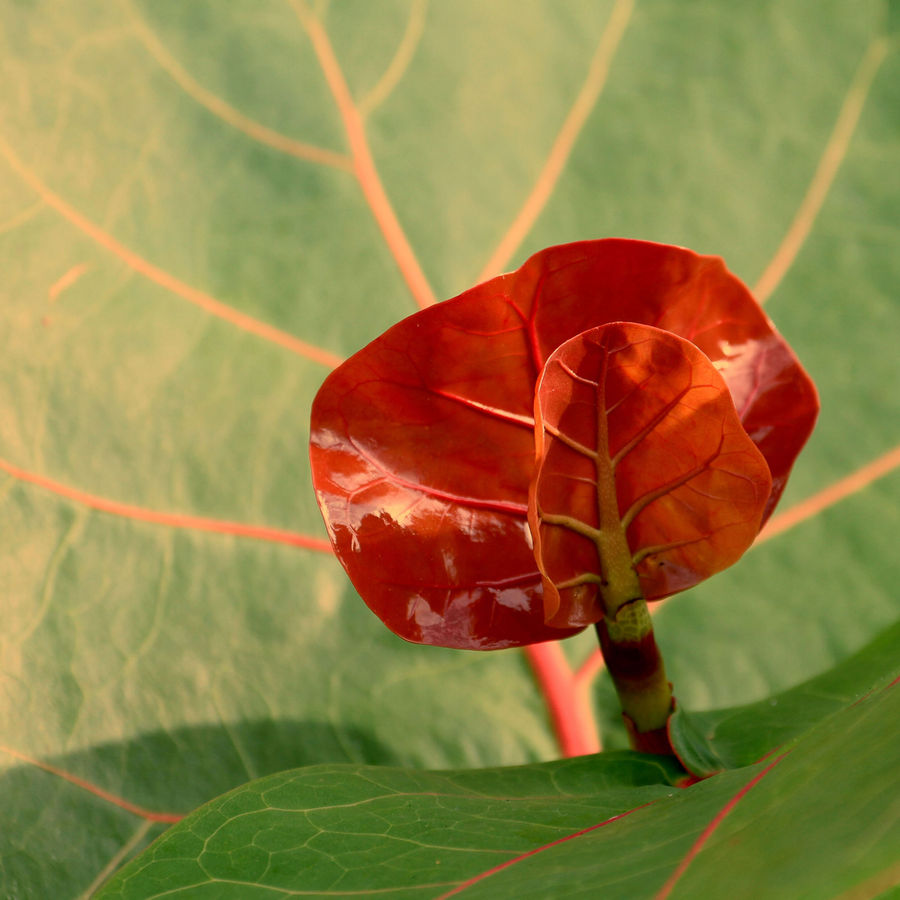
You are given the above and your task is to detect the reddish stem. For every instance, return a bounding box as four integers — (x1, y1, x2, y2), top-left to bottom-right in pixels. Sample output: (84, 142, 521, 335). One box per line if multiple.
(595, 608, 675, 756)
(522, 643, 600, 757)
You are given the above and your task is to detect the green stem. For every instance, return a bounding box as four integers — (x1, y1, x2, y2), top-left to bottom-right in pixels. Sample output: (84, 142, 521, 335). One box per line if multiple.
(595, 597, 675, 755)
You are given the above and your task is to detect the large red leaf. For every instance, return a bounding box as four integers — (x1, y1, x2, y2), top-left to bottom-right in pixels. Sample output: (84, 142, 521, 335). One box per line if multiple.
(309, 239, 817, 650)
(529, 322, 773, 630)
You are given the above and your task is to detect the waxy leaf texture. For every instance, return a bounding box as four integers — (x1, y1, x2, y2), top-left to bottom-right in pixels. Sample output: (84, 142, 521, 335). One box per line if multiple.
(311, 240, 815, 648)
(531, 323, 772, 628)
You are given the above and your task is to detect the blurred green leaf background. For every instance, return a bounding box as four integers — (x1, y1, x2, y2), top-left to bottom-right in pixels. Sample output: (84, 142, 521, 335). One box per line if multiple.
(0, 0, 897, 895)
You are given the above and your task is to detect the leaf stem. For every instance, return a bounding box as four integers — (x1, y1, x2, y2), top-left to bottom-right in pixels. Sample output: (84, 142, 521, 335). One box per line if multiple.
(595, 599, 675, 755)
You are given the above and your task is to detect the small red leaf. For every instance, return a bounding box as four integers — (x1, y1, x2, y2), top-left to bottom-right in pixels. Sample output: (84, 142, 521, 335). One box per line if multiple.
(529, 323, 774, 629)
(309, 240, 817, 650)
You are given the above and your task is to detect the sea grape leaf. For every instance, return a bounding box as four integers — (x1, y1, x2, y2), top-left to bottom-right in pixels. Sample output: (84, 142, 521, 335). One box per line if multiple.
(669, 616, 900, 776)
(99, 632, 900, 898)
(310, 240, 812, 649)
(530, 322, 772, 628)
(0, 1, 898, 897)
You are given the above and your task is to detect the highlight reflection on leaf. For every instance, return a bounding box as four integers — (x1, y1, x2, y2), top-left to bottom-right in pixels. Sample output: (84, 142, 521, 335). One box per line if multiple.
(311, 240, 815, 649)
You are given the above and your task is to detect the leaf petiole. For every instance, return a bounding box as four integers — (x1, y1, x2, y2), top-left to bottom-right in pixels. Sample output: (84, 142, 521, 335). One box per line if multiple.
(596, 597, 675, 755)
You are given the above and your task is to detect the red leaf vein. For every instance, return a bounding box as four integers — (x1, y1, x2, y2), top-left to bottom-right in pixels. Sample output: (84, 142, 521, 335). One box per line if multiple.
(435, 798, 657, 899)
(292, 0, 437, 310)
(0, 744, 184, 824)
(129, 7, 353, 171)
(431, 389, 534, 429)
(757, 443, 900, 543)
(352, 446, 528, 517)
(620, 440, 724, 531)
(653, 751, 791, 900)
(0, 456, 333, 553)
(0, 135, 343, 369)
(477, 0, 635, 280)
(610, 385, 693, 471)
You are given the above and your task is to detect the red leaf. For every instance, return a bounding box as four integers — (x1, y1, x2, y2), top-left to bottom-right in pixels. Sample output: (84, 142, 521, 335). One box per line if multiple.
(529, 323, 773, 629)
(309, 240, 817, 650)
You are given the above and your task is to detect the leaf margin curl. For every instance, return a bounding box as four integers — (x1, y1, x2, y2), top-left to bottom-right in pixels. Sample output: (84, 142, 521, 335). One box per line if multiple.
(529, 321, 774, 629)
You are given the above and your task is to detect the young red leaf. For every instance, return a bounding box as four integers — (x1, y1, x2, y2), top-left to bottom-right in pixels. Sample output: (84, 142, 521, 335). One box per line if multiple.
(309, 240, 817, 650)
(309, 286, 570, 649)
(529, 322, 773, 629)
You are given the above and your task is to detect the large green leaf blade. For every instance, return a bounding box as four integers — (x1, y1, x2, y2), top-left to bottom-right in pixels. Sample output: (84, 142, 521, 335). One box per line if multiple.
(0, 0, 898, 895)
(669, 617, 900, 775)
(97, 756, 683, 898)
(98, 645, 900, 897)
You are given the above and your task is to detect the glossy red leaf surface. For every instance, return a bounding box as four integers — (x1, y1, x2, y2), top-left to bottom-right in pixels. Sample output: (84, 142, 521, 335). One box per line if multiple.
(309, 239, 817, 650)
(529, 323, 773, 630)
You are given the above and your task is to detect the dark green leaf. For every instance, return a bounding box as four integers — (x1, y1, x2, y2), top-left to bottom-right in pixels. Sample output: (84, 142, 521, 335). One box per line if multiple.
(670, 617, 900, 775)
(100, 659, 900, 897)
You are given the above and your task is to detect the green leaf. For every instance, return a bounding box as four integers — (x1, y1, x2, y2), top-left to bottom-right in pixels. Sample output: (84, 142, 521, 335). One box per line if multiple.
(669, 617, 900, 775)
(99, 656, 900, 897)
(1, 0, 898, 895)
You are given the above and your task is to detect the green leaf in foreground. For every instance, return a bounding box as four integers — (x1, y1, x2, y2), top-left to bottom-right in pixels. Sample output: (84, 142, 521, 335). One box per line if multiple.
(97, 754, 683, 899)
(669, 616, 900, 775)
(100, 629, 900, 899)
